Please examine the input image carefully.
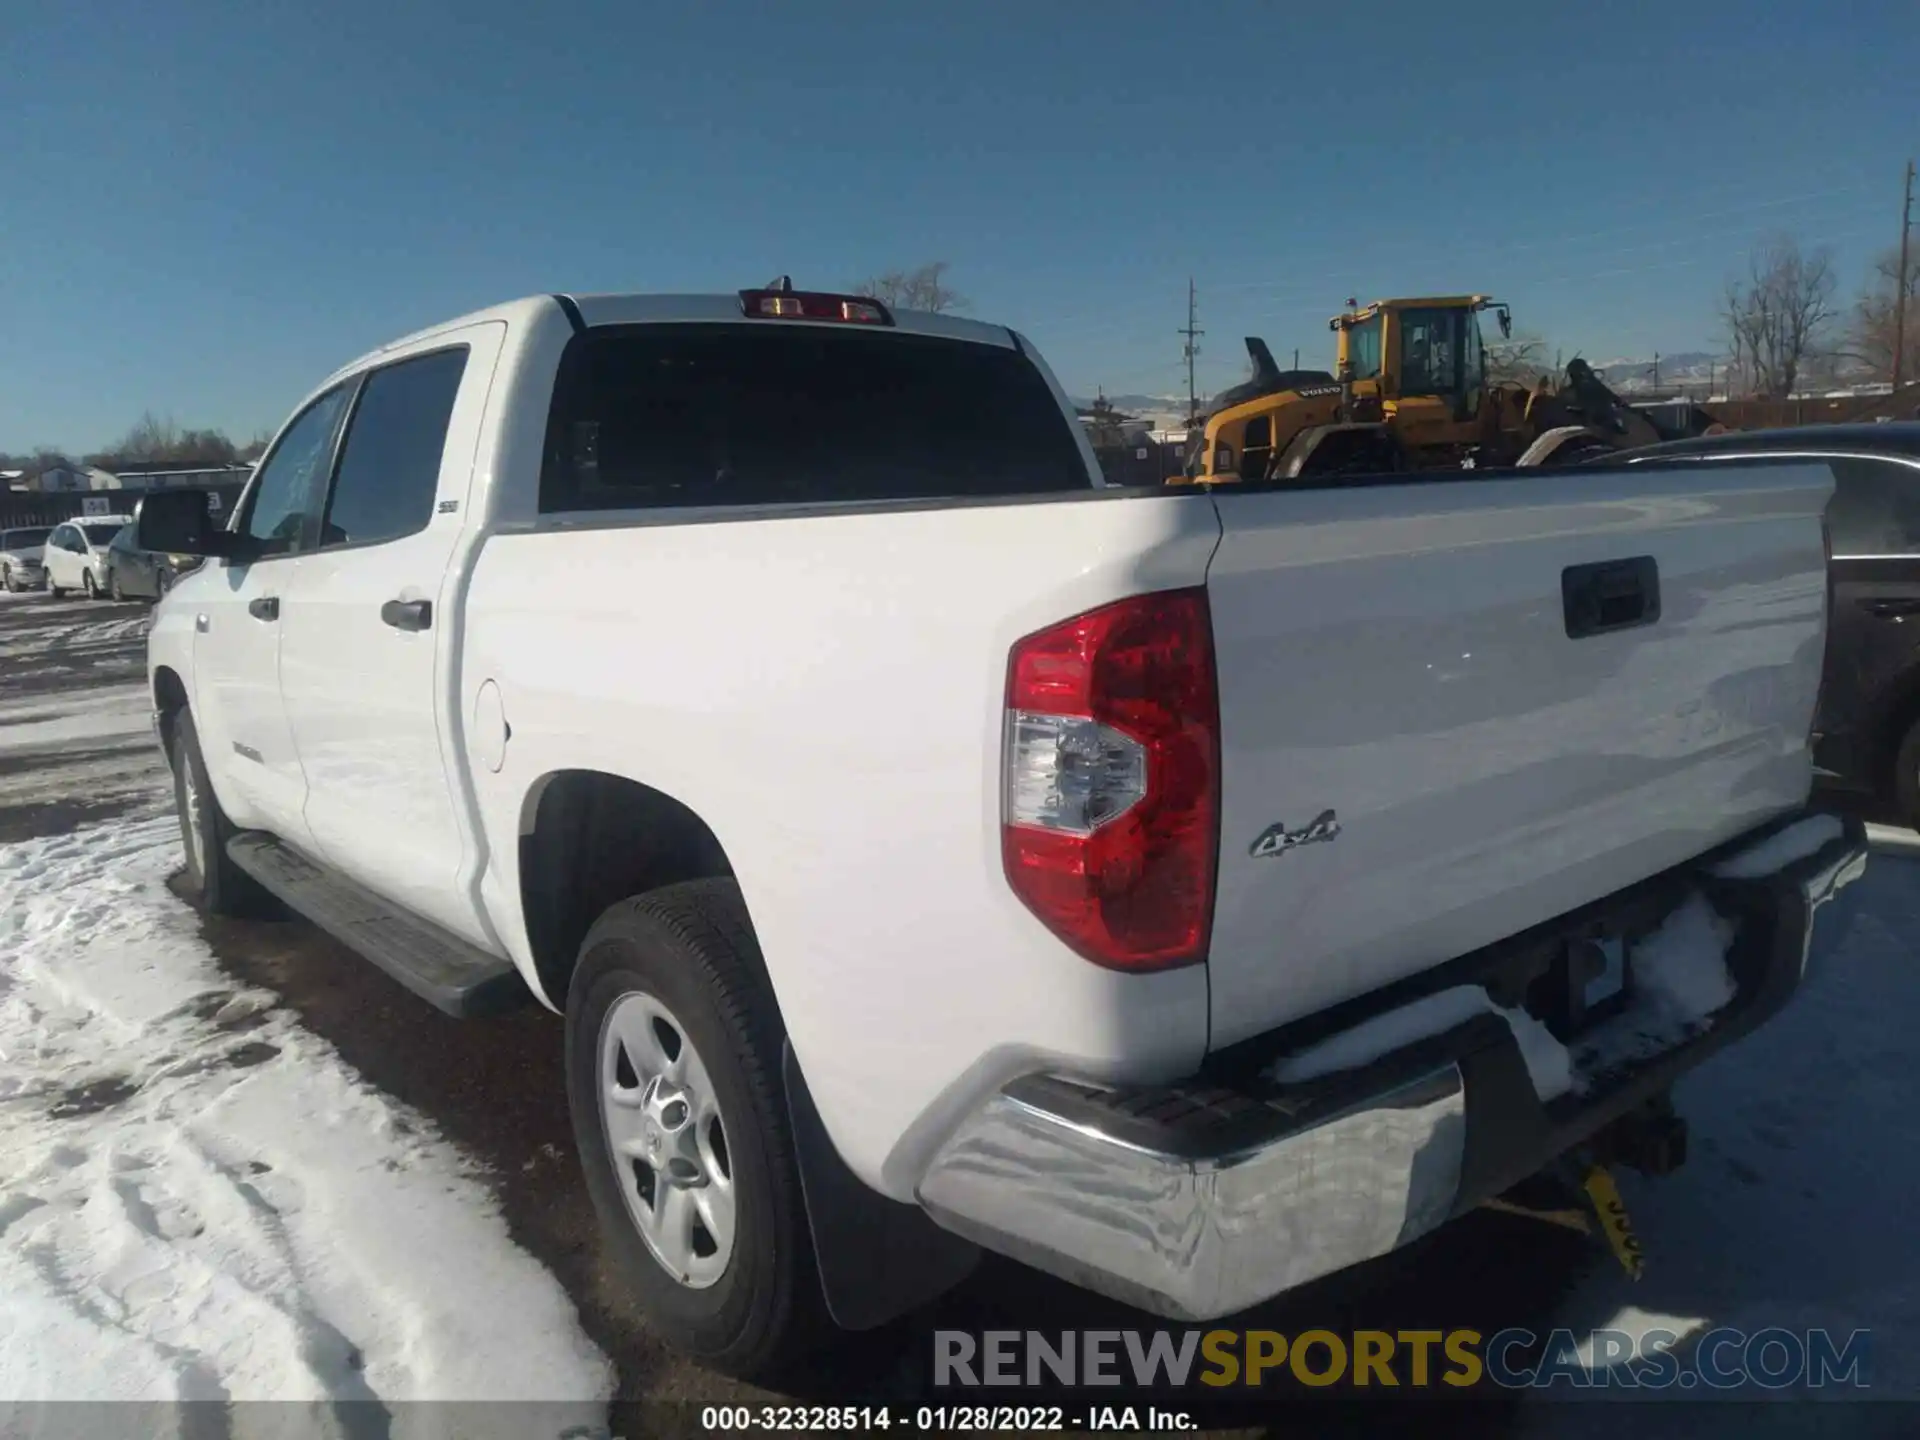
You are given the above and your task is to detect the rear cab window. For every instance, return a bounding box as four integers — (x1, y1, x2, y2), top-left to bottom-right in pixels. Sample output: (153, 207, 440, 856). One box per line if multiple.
(539, 322, 1092, 513)
(321, 347, 468, 549)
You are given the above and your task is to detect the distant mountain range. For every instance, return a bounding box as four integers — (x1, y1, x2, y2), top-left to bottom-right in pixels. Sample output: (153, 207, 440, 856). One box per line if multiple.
(1584, 352, 1723, 392)
(1070, 393, 1191, 418)
(1073, 355, 1734, 411)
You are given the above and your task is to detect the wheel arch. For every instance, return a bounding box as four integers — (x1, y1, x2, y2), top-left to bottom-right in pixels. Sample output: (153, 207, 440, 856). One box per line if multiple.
(515, 768, 740, 1012)
(153, 665, 190, 755)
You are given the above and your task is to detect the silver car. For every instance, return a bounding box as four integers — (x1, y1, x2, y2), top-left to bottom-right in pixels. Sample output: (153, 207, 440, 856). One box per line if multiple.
(0, 526, 52, 593)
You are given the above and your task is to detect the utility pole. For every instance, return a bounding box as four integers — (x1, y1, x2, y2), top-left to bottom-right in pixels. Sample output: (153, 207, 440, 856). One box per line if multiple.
(1180, 278, 1203, 426)
(1652, 352, 1661, 390)
(1895, 158, 1915, 390)
(1293, 347, 1300, 369)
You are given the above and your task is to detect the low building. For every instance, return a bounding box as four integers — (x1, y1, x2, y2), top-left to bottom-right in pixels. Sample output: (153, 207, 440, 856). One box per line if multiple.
(105, 462, 254, 491)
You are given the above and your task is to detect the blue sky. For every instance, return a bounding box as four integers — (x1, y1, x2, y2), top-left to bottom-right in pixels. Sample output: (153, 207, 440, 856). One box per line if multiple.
(2, 0, 1914, 451)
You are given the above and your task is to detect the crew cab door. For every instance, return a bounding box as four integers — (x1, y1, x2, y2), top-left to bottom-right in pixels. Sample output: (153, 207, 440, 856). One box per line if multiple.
(190, 384, 354, 845)
(276, 326, 502, 945)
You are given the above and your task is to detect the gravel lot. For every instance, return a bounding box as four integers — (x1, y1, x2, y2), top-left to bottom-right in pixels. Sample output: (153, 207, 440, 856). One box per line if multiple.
(2, 587, 1914, 1437)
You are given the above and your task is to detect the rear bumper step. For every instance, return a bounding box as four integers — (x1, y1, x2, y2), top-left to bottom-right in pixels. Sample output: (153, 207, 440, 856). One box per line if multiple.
(915, 812, 1868, 1322)
(225, 832, 529, 1018)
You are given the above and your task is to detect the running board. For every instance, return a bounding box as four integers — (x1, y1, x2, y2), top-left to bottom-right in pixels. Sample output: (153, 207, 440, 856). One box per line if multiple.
(225, 832, 530, 1018)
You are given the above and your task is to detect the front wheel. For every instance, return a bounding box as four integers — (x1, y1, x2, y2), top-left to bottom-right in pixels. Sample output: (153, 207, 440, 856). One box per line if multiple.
(47, 572, 65, 598)
(565, 880, 824, 1379)
(170, 709, 273, 916)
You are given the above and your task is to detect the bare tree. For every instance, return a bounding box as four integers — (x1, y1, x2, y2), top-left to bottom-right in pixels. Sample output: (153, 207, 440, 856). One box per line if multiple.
(1846, 244, 1920, 385)
(84, 411, 242, 471)
(1081, 393, 1133, 450)
(1721, 237, 1838, 398)
(854, 261, 969, 314)
(1485, 332, 1553, 386)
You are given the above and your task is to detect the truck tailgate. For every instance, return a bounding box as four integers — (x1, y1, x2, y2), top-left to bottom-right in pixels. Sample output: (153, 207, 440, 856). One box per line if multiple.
(1203, 460, 1833, 1049)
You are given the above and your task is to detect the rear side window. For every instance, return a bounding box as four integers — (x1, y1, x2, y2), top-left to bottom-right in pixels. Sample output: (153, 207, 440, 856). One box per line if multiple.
(1828, 457, 1920, 556)
(322, 347, 469, 548)
(540, 323, 1091, 513)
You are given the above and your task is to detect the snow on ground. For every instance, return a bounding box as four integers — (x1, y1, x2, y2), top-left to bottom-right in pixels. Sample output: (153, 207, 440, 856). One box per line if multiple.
(0, 812, 616, 1425)
(1519, 854, 1920, 1416)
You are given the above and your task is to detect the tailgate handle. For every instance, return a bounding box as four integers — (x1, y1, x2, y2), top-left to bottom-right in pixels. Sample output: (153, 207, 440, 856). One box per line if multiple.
(1562, 556, 1660, 639)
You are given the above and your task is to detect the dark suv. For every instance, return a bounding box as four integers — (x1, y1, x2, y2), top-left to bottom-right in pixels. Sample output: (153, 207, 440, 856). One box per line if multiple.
(1615, 423, 1920, 824)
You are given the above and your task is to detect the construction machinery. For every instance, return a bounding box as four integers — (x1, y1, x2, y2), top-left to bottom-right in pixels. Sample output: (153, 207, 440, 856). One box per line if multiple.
(1172, 295, 1698, 485)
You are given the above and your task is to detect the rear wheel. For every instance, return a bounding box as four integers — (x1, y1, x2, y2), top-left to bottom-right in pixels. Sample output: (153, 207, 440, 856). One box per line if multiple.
(170, 709, 273, 916)
(82, 571, 99, 600)
(110, 569, 126, 602)
(565, 879, 825, 1379)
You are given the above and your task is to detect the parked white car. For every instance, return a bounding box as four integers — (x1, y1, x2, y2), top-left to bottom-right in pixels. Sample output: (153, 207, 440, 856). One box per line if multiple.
(43, 516, 134, 598)
(0, 526, 53, 592)
(140, 286, 1867, 1377)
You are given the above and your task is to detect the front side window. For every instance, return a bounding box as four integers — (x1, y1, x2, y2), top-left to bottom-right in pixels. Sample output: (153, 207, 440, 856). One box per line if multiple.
(240, 385, 353, 556)
(1828, 458, 1920, 557)
(321, 348, 469, 549)
(540, 323, 1091, 513)
(1344, 316, 1382, 380)
(1398, 308, 1459, 398)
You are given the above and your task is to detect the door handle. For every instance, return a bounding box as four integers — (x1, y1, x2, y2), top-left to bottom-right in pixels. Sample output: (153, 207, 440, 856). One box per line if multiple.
(248, 596, 279, 622)
(380, 598, 432, 632)
(1562, 556, 1661, 639)
(1858, 597, 1920, 620)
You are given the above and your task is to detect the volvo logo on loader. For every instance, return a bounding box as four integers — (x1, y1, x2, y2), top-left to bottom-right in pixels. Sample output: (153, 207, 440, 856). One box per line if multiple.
(1250, 810, 1341, 858)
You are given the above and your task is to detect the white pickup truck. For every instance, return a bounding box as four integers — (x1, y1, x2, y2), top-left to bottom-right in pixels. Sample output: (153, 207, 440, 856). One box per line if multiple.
(139, 285, 1868, 1377)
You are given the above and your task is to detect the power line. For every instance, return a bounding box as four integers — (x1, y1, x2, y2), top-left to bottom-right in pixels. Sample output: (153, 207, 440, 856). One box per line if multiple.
(1033, 200, 1892, 349)
(1179, 279, 1203, 425)
(1896, 158, 1915, 390)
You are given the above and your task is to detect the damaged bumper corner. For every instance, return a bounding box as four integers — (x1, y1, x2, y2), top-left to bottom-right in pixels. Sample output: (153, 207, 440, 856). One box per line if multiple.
(914, 812, 1869, 1323)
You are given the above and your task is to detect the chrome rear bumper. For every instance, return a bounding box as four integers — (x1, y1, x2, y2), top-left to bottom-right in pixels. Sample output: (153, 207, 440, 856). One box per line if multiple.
(917, 812, 1869, 1322)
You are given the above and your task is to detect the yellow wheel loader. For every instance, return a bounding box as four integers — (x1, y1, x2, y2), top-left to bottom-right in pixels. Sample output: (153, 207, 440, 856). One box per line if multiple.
(1172, 295, 1692, 485)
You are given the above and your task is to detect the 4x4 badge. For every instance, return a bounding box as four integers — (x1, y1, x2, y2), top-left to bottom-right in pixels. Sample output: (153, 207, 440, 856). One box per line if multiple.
(1250, 810, 1340, 858)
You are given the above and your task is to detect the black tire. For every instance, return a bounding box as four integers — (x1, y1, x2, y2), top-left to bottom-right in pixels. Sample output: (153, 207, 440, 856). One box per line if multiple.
(110, 569, 125, 602)
(565, 879, 825, 1379)
(82, 571, 100, 600)
(156, 568, 174, 599)
(170, 709, 274, 917)
(48, 574, 65, 598)
(1, 566, 12, 593)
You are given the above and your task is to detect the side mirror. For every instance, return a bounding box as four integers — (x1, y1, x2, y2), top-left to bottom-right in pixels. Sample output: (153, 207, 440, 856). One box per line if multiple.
(135, 489, 240, 560)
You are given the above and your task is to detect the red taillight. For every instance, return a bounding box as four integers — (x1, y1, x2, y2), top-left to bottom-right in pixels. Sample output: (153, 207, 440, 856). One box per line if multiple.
(737, 289, 893, 325)
(1001, 588, 1220, 971)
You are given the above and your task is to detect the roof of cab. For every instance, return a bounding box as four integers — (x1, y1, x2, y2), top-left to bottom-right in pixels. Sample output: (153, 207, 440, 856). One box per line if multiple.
(324, 291, 1019, 390)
